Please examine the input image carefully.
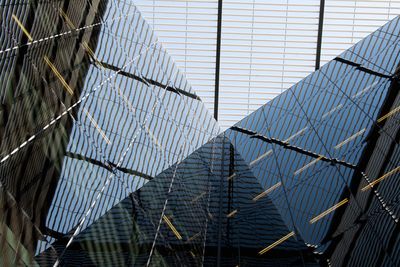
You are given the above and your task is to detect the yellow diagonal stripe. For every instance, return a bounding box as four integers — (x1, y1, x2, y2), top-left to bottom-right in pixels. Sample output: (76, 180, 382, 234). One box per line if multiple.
(310, 198, 348, 224)
(59, 8, 76, 29)
(378, 106, 400, 123)
(253, 182, 281, 202)
(163, 215, 182, 240)
(361, 166, 400, 191)
(44, 56, 74, 95)
(334, 128, 365, 149)
(82, 41, 104, 68)
(12, 14, 33, 41)
(83, 108, 112, 145)
(227, 209, 238, 218)
(294, 155, 324, 176)
(258, 231, 295, 255)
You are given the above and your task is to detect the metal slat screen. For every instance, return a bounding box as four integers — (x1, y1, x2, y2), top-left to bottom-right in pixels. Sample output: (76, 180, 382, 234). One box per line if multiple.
(135, 0, 400, 129)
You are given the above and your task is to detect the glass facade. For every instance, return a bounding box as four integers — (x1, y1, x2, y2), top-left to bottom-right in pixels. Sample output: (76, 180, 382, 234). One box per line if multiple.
(0, 1, 400, 267)
(224, 15, 400, 266)
(36, 135, 318, 266)
(0, 0, 218, 265)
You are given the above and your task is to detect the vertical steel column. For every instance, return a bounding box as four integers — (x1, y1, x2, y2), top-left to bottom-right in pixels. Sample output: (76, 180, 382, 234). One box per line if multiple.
(315, 0, 325, 70)
(216, 137, 226, 267)
(214, 0, 223, 120)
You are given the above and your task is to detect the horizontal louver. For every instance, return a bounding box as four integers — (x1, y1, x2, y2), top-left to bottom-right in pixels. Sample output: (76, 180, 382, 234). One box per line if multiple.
(135, 0, 399, 129)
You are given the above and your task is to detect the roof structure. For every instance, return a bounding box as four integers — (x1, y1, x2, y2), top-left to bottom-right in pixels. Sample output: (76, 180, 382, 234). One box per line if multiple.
(0, 1, 400, 266)
(135, 0, 400, 128)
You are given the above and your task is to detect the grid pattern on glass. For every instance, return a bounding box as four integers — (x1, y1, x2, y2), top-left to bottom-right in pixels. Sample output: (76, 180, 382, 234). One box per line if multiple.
(0, 0, 219, 264)
(225, 16, 400, 265)
(34, 16, 400, 266)
(35, 135, 316, 266)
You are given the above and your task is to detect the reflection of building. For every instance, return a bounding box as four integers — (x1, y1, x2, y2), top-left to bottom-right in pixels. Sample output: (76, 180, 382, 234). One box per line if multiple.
(1, 1, 400, 266)
(36, 135, 318, 266)
(0, 1, 217, 265)
(224, 16, 400, 266)
(0, 1, 107, 264)
(321, 64, 400, 266)
(31, 16, 400, 267)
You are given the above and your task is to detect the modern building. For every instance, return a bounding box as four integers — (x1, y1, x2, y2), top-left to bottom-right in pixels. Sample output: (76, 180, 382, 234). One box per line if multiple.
(36, 134, 319, 266)
(134, 0, 400, 128)
(0, 0, 217, 265)
(43, 15, 400, 266)
(0, 0, 400, 266)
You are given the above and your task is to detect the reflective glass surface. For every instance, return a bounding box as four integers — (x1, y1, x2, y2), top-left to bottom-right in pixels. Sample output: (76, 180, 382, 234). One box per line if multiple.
(226, 16, 400, 267)
(1, 1, 400, 267)
(36, 135, 318, 266)
(0, 0, 218, 265)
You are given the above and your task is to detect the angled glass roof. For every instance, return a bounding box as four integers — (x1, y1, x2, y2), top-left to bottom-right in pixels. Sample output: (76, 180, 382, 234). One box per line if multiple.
(1, 1, 400, 266)
(0, 0, 218, 263)
(26, 15, 400, 267)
